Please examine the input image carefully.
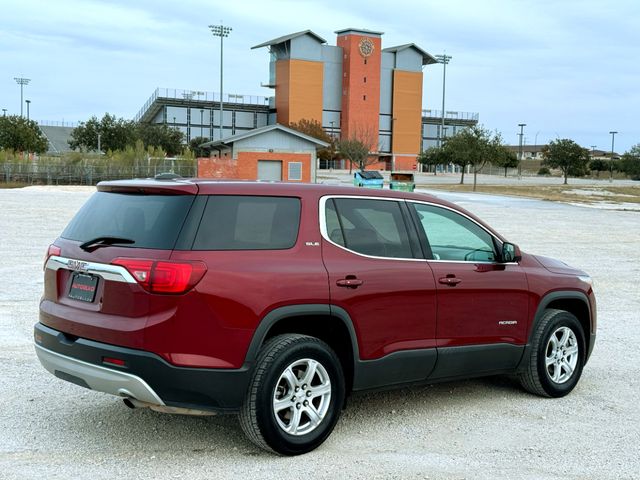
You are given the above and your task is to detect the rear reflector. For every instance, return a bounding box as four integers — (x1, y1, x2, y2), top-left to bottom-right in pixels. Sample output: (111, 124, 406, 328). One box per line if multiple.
(44, 244, 61, 269)
(102, 357, 126, 367)
(112, 258, 207, 294)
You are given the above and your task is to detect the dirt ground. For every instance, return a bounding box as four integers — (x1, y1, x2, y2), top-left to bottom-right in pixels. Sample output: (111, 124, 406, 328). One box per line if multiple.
(1, 185, 638, 479)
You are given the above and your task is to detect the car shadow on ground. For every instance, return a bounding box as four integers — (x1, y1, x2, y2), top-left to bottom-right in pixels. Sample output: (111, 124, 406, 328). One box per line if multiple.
(50, 374, 528, 456)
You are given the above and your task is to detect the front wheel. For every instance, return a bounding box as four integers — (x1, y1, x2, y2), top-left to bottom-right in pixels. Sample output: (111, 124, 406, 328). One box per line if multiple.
(519, 309, 585, 397)
(239, 334, 345, 455)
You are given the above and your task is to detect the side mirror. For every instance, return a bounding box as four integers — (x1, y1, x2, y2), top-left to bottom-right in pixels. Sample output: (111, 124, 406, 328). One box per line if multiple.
(501, 242, 522, 263)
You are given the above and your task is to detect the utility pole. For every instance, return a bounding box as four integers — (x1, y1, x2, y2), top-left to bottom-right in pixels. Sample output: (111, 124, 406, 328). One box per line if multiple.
(209, 23, 232, 140)
(14, 77, 31, 117)
(97, 133, 101, 153)
(609, 131, 617, 183)
(435, 54, 452, 148)
(518, 123, 526, 179)
(25, 100, 31, 120)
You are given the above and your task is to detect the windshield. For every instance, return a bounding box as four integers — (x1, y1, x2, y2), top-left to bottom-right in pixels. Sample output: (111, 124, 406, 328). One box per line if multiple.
(61, 192, 195, 250)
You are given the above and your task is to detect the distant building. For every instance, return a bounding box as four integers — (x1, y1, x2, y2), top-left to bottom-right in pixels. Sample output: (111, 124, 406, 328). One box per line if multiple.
(506, 145, 620, 161)
(135, 28, 479, 171)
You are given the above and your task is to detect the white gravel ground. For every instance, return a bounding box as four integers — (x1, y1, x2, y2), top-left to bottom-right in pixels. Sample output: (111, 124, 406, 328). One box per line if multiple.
(0, 185, 639, 479)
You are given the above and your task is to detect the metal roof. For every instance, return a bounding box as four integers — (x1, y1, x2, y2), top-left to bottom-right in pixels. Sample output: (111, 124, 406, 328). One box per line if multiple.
(199, 124, 330, 149)
(251, 30, 327, 49)
(334, 28, 384, 37)
(382, 44, 438, 65)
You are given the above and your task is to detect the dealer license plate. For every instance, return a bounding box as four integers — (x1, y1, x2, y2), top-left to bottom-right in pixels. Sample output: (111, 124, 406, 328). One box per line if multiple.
(68, 272, 98, 302)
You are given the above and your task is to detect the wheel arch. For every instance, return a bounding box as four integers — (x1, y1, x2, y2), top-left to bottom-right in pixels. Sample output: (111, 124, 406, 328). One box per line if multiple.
(243, 305, 359, 394)
(521, 290, 594, 370)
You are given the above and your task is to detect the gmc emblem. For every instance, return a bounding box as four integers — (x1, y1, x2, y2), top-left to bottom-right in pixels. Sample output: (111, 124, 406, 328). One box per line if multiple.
(68, 260, 89, 272)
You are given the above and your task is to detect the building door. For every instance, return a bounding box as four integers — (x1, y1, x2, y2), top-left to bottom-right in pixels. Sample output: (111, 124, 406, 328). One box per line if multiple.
(257, 160, 282, 181)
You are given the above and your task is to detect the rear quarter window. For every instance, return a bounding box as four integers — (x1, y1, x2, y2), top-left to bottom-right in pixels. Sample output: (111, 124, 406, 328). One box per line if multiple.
(61, 192, 194, 249)
(192, 195, 301, 250)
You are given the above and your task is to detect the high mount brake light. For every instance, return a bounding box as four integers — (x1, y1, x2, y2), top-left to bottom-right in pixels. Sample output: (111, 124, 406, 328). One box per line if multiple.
(112, 258, 207, 294)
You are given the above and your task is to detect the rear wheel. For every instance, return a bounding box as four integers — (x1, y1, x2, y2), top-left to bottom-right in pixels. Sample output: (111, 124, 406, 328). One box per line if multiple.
(239, 334, 345, 455)
(520, 309, 585, 397)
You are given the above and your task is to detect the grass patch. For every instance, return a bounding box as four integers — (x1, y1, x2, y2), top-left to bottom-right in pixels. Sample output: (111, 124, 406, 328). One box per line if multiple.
(424, 184, 640, 204)
(0, 182, 29, 189)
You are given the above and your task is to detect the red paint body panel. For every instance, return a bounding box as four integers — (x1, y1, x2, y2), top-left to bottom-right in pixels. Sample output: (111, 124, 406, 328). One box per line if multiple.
(39, 179, 596, 374)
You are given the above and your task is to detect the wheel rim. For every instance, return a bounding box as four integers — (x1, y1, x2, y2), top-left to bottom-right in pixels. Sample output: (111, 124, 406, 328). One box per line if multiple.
(272, 358, 332, 436)
(545, 326, 579, 384)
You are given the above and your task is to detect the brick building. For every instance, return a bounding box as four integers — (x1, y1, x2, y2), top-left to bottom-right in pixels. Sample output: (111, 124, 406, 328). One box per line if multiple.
(198, 124, 328, 182)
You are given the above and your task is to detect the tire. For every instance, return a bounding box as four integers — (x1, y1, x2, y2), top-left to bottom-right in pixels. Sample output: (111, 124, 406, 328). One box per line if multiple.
(239, 334, 345, 455)
(519, 309, 585, 398)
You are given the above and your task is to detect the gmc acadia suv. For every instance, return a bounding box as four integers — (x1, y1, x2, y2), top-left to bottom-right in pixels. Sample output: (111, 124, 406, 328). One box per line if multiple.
(35, 178, 596, 455)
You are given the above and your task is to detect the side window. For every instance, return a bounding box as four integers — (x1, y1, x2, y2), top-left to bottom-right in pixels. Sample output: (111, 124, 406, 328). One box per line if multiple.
(326, 198, 413, 259)
(411, 203, 496, 262)
(193, 196, 300, 250)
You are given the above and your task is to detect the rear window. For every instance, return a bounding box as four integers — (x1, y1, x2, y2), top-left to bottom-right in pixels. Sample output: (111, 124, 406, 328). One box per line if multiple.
(192, 195, 300, 250)
(61, 192, 194, 250)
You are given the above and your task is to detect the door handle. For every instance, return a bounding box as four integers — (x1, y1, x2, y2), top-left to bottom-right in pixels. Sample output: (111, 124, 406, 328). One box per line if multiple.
(438, 276, 462, 286)
(336, 277, 363, 288)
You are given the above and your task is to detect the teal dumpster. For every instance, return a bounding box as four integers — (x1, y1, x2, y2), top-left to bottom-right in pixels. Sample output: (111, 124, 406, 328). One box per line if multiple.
(389, 172, 415, 192)
(354, 171, 384, 189)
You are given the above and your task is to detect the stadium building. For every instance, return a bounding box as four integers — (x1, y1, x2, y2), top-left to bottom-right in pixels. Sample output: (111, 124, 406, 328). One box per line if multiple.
(135, 28, 479, 177)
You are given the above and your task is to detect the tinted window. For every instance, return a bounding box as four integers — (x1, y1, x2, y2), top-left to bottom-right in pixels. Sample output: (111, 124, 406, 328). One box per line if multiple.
(412, 203, 496, 261)
(193, 196, 300, 250)
(329, 198, 413, 259)
(61, 192, 194, 249)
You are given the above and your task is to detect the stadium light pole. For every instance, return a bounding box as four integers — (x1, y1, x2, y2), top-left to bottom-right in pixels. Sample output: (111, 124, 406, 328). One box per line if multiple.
(14, 77, 31, 117)
(209, 23, 232, 140)
(518, 123, 526, 179)
(609, 131, 617, 183)
(435, 54, 452, 148)
(25, 100, 31, 120)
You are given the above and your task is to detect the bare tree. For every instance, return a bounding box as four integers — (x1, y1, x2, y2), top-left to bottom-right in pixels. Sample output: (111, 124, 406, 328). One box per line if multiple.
(337, 125, 379, 172)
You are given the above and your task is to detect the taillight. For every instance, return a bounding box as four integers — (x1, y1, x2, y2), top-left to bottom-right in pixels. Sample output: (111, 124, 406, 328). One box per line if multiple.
(44, 244, 61, 269)
(112, 258, 207, 294)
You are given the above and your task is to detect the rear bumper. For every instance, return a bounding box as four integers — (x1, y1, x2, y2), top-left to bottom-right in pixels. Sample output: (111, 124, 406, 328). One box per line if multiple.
(34, 322, 250, 413)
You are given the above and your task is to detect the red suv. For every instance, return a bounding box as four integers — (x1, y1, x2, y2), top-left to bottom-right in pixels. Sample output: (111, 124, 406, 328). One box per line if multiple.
(35, 178, 596, 455)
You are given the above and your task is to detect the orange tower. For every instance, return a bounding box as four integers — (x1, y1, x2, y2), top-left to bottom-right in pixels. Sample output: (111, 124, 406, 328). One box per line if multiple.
(336, 29, 382, 148)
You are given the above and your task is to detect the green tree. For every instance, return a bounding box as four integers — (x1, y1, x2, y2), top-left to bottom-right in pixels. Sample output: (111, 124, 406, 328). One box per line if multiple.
(69, 113, 136, 152)
(541, 139, 590, 184)
(189, 136, 210, 158)
(440, 125, 505, 190)
(0, 115, 49, 153)
(588, 158, 608, 177)
(136, 123, 184, 156)
(619, 144, 640, 179)
(417, 146, 451, 175)
(492, 145, 519, 177)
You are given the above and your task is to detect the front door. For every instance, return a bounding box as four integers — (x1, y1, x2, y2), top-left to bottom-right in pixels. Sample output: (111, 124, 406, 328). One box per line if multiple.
(408, 201, 530, 378)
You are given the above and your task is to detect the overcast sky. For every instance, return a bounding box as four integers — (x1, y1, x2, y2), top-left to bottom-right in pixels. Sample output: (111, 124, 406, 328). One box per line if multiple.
(1, 0, 638, 152)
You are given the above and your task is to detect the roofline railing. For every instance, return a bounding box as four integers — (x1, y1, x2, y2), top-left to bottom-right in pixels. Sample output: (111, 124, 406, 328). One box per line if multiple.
(422, 109, 479, 121)
(134, 87, 271, 122)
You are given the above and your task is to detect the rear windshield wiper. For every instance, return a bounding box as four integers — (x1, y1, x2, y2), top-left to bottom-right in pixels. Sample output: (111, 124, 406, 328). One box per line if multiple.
(79, 236, 135, 252)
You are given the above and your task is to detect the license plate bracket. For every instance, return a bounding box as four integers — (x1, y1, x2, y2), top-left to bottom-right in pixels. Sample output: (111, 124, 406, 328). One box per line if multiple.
(68, 272, 98, 302)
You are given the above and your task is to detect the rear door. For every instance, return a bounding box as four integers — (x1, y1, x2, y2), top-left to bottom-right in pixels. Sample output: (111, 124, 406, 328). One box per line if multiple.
(320, 196, 438, 387)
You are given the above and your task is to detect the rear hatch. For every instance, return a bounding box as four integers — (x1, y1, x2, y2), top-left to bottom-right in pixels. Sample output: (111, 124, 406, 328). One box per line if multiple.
(40, 180, 200, 349)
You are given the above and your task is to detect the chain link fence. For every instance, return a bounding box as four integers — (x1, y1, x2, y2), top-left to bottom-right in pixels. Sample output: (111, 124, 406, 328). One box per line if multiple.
(1, 156, 197, 185)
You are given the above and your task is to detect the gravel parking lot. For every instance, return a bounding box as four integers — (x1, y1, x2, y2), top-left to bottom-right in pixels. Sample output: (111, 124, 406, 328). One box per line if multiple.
(1, 185, 638, 479)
